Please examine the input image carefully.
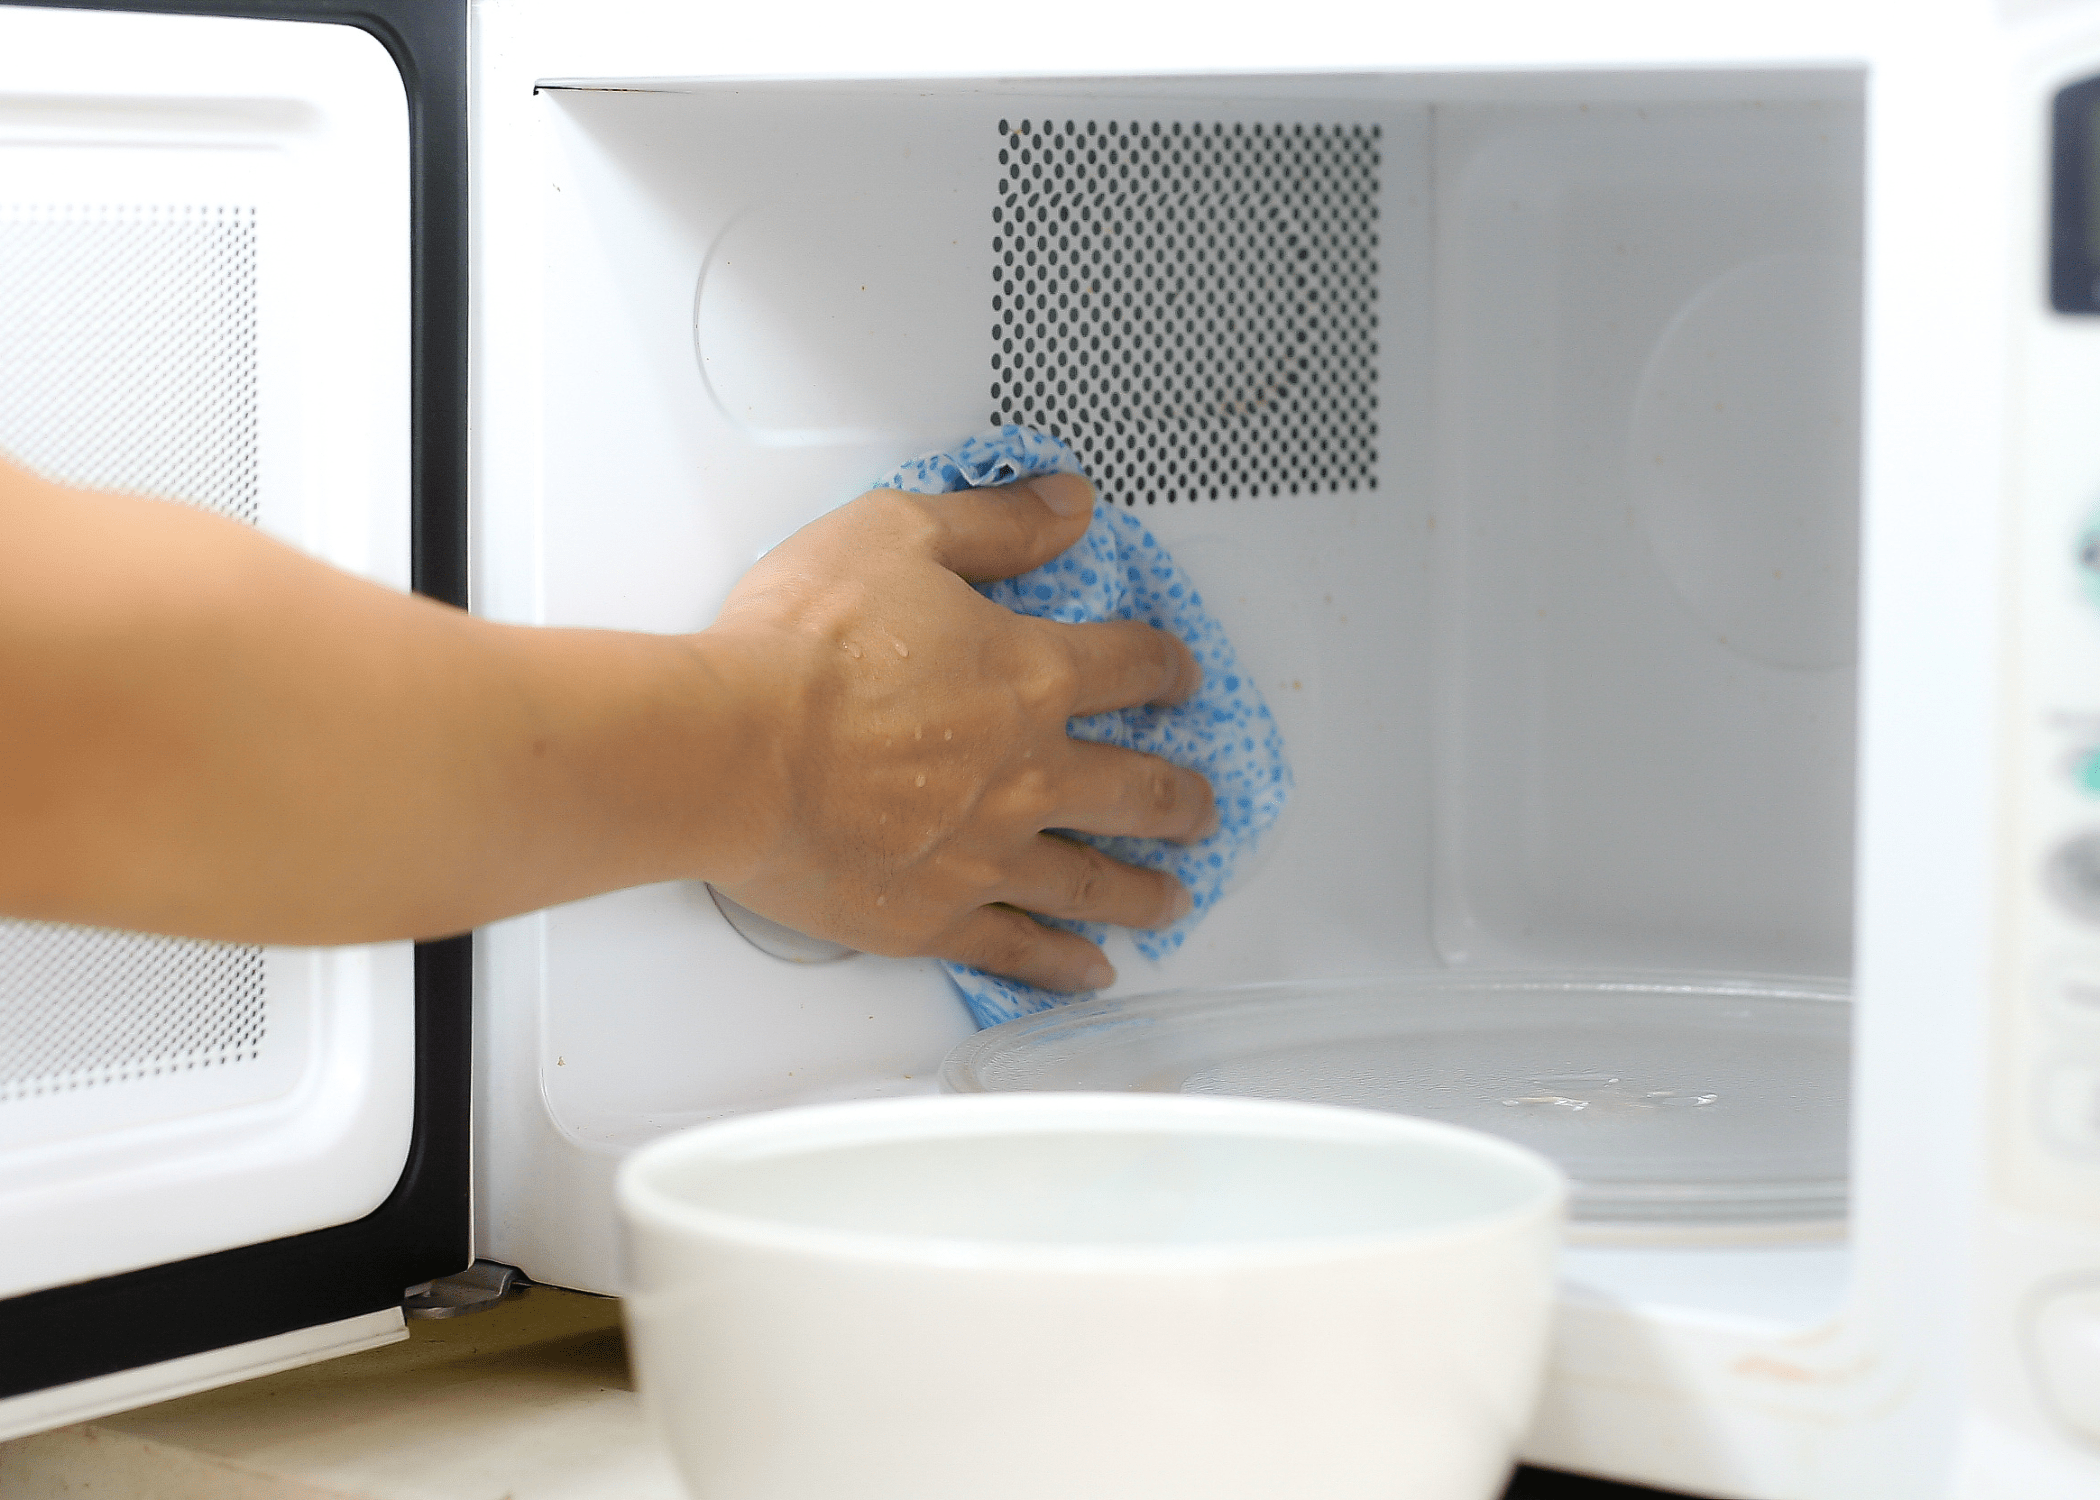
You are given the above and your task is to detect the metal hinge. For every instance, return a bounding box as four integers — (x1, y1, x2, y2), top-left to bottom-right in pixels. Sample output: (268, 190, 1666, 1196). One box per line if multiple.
(403, 1259, 524, 1320)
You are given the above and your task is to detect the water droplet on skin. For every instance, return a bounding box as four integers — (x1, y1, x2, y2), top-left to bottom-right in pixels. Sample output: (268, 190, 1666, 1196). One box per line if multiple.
(894, 640, 910, 657)
(845, 642, 862, 659)
(915, 774, 926, 787)
(876, 895, 886, 907)
(914, 726, 923, 741)
(944, 729, 954, 740)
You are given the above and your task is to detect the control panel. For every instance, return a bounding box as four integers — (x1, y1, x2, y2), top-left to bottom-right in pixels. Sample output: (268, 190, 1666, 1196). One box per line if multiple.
(1982, 58, 2100, 1474)
(2001, 72, 2100, 1227)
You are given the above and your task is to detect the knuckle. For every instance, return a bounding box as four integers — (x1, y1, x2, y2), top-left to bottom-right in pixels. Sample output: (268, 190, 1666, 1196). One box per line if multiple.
(852, 489, 941, 549)
(929, 850, 1003, 900)
(1065, 856, 1105, 911)
(977, 916, 1040, 975)
(988, 767, 1057, 829)
(962, 857, 1004, 897)
(1144, 764, 1184, 818)
(854, 913, 925, 959)
(866, 915, 935, 960)
(1017, 647, 1079, 714)
(1014, 763, 1057, 818)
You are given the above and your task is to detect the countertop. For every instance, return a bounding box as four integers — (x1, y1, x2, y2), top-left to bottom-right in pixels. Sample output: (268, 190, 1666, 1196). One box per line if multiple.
(0, 1286, 1689, 1500)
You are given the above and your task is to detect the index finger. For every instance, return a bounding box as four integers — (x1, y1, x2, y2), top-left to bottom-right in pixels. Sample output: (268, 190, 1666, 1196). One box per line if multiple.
(1046, 618, 1203, 715)
(878, 473, 1098, 582)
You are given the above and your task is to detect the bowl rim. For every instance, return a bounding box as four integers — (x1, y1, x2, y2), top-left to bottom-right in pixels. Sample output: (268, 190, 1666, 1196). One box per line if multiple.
(616, 1092, 1567, 1271)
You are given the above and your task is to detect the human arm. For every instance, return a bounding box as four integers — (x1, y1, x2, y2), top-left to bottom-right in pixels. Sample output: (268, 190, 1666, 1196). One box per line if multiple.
(0, 458, 1211, 991)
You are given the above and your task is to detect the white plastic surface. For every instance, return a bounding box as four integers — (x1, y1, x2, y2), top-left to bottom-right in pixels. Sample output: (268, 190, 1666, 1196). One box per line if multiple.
(0, 5, 415, 1299)
(1429, 96, 1861, 973)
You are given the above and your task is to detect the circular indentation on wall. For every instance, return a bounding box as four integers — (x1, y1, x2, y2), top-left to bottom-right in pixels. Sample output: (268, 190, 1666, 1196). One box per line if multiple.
(1629, 252, 1861, 671)
(695, 196, 976, 447)
(706, 885, 857, 965)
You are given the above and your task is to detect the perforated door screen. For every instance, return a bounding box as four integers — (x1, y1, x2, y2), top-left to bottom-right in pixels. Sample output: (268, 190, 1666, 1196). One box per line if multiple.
(0, 201, 268, 1109)
(990, 118, 1379, 506)
(0, 204, 259, 519)
(1, 933, 265, 1102)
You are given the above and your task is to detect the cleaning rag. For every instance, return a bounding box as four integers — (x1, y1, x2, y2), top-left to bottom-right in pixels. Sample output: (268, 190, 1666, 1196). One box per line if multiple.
(878, 426, 1292, 1028)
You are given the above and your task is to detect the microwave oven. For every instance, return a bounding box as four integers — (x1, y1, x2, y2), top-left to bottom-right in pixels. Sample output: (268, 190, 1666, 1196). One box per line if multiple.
(5, 1, 2100, 1495)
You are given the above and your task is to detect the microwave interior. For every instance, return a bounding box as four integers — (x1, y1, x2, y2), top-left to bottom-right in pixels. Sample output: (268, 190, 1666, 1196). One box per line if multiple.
(509, 66, 1864, 1291)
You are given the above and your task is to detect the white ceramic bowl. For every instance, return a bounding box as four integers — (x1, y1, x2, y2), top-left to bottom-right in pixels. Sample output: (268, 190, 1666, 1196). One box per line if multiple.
(618, 1093, 1565, 1500)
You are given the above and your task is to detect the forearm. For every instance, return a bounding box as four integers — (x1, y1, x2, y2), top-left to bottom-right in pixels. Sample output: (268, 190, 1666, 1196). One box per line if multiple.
(0, 464, 779, 943)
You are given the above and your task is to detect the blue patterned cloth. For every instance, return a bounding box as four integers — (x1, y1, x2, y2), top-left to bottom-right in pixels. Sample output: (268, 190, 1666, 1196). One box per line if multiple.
(879, 427, 1293, 1028)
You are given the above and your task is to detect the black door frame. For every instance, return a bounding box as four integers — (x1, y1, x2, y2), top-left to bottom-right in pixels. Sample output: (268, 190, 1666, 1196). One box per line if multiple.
(0, 0, 472, 1399)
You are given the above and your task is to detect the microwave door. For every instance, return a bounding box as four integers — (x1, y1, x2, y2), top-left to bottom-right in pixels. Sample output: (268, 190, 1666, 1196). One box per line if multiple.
(0, 0, 470, 1438)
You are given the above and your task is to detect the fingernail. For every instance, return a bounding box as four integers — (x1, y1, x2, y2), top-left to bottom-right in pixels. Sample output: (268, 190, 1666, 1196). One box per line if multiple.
(1081, 954, 1116, 990)
(1029, 473, 1096, 518)
(1168, 884, 1194, 921)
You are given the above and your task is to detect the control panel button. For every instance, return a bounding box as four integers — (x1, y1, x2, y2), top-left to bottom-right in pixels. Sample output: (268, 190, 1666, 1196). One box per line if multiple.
(2046, 833, 2100, 923)
(2030, 1284, 2100, 1442)
(2039, 1061, 2100, 1155)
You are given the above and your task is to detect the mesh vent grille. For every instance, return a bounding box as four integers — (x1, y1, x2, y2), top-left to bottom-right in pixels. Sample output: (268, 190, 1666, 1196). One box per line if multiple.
(0, 203, 259, 521)
(0, 928, 266, 1101)
(0, 202, 268, 1105)
(990, 118, 1379, 506)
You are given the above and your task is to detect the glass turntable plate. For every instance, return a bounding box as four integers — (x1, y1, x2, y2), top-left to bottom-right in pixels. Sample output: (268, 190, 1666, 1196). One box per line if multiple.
(941, 974, 1851, 1238)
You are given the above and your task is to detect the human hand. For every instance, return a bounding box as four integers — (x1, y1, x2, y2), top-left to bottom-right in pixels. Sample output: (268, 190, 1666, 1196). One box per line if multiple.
(699, 474, 1213, 992)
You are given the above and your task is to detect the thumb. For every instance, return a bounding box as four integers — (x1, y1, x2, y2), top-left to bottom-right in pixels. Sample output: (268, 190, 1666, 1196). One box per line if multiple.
(909, 472, 1097, 583)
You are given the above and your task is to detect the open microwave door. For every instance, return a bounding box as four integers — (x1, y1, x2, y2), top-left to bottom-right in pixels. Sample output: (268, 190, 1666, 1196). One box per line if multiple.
(0, 0, 469, 1438)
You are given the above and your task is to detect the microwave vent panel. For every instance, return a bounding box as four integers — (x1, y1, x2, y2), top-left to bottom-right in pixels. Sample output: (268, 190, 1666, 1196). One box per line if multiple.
(989, 118, 1379, 505)
(0, 200, 269, 1111)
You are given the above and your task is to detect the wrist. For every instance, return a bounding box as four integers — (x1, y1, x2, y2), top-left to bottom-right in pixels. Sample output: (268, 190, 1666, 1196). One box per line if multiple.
(674, 624, 801, 888)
